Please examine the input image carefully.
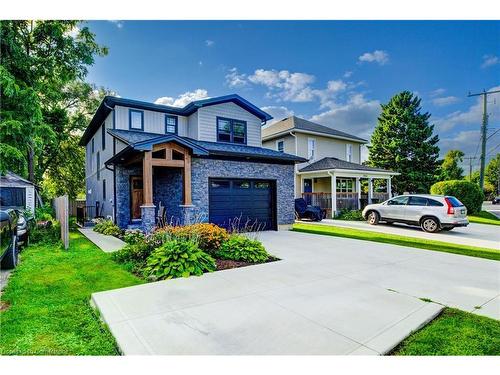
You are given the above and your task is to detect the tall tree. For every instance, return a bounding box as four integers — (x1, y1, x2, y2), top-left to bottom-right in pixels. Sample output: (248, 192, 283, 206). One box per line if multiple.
(439, 149, 465, 181)
(485, 153, 500, 194)
(0, 21, 107, 189)
(368, 91, 440, 194)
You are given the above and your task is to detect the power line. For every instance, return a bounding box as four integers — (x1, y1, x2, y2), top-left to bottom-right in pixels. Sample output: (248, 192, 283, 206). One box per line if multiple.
(467, 89, 500, 189)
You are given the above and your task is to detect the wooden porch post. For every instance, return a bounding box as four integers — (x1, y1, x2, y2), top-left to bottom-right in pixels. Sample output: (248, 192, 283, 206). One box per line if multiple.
(368, 177, 373, 204)
(183, 153, 192, 205)
(143, 151, 153, 205)
(330, 173, 337, 218)
(356, 177, 361, 209)
(387, 176, 392, 198)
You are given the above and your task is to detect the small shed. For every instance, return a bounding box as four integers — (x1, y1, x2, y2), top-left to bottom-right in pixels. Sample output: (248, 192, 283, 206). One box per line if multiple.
(0, 171, 38, 213)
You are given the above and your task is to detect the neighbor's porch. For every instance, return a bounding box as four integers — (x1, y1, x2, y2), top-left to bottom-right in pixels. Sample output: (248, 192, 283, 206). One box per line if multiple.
(299, 172, 394, 218)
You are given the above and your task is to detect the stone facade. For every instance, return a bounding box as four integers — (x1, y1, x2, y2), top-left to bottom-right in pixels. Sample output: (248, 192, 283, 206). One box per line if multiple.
(114, 158, 296, 229)
(191, 158, 296, 225)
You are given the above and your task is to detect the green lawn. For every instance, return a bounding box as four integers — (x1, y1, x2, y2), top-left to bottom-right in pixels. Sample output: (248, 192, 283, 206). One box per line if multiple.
(0, 231, 142, 355)
(392, 308, 500, 355)
(292, 223, 500, 261)
(469, 210, 500, 226)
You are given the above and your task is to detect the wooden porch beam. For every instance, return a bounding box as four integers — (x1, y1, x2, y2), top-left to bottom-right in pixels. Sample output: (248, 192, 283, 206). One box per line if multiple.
(150, 159, 185, 168)
(143, 151, 153, 205)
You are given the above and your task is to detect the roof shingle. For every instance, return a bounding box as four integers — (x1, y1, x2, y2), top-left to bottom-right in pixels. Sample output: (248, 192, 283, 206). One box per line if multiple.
(299, 157, 395, 173)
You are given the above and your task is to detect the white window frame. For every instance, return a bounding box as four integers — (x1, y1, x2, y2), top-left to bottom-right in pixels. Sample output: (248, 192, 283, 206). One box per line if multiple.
(276, 139, 285, 153)
(346, 143, 353, 162)
(308, 138, 316, 160)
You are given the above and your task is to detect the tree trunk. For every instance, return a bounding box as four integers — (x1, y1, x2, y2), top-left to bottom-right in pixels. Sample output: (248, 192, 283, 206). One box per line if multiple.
(27, 143, 35, 182)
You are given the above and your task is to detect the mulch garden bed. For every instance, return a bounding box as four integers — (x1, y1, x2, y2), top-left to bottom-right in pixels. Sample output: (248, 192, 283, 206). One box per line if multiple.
(215, 256, 280, 271)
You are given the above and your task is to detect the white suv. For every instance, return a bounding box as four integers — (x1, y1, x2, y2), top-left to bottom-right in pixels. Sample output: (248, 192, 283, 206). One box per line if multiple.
(362, 194, 469, 233)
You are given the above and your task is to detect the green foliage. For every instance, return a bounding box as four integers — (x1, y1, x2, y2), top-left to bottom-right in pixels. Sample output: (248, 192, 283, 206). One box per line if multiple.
(0, 230, 141, 355)
(143, 239, 216, 281)
(30, 221, 61, 244)
(123, 229, 146, 245)
(34, 203, 55, 221)
(485, 153, 500, 195)
(439, 149, 464, 181)
(335, 209, 364, 221)
(93, 219, 122, 237)
(111, 241, 152, 274)
(0, 20, 110, 198)
(368, 91, 440, 194)
(430, 180, 484, 214)
(216, 235, 269, 263)
(392, 308, 500, 355)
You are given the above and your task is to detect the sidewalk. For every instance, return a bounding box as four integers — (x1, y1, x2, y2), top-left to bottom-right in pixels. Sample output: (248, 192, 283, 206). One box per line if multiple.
(78, 228, 126, 253)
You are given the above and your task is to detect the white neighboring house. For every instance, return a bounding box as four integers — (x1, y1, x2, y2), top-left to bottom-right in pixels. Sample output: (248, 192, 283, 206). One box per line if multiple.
(0, 171, 38, 213)
(262, 116, 399, 217)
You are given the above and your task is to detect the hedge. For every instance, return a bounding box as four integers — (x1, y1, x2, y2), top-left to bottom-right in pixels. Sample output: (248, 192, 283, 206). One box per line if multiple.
(430, 180, 484, 214)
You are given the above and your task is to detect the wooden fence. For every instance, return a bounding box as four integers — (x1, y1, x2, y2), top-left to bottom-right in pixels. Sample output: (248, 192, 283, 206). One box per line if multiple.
(54, 195, 69, 249)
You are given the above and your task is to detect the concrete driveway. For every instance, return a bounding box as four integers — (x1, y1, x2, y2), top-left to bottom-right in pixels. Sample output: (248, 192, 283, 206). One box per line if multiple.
(92, 231, 499, 355)
(313, 219, 500, 250)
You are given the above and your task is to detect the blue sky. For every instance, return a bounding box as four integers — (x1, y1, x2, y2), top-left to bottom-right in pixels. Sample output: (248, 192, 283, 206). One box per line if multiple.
(86, 21, 500, 167)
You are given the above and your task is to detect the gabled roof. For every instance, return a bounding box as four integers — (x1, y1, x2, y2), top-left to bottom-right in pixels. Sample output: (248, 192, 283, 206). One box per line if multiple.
(0, 171, 36, 187)
(299, 157, 397, 174)
(262, 116, 367, 143)
(106, 129, 306, 165)
(80, 94, 273, 146)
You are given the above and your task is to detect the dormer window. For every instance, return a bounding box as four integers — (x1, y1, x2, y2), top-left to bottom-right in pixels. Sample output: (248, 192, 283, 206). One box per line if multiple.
(129, 109, 144, 130)
(165, 115, 178, 134)
(217, 117, 246, 144)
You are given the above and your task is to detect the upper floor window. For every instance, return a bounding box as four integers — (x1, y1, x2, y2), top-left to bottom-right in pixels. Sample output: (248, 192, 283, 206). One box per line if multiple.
(217, 117, 246, 144)
(346, 143, 353, 162)
(129, 109, 144, 130)
(165, 115, 178, 134)
(91, 138, 95, 153)
(308, 138, 316, 160)
(277, 140, 284, 153)
(96, 152, 100, 180)
(101, 123, 106, 150)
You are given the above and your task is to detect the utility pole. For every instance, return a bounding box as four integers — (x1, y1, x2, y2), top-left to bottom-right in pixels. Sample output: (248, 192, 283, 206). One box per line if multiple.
(468, 89, 500, 190)
(463, 156, 477, 180)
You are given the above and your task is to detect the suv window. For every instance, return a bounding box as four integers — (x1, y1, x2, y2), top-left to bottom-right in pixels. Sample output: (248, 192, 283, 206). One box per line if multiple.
(387, 196, 409, 206)
(427, 198, 444, 207)
(408, 196, 428, 206)
(445, 196, 463, 207)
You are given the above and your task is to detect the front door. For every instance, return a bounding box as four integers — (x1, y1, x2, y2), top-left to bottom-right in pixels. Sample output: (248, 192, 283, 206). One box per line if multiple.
(130, 176, 143, 220)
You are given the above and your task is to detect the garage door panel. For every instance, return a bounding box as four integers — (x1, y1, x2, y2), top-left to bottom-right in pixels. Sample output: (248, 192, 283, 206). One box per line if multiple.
(209, 178, 276, 231)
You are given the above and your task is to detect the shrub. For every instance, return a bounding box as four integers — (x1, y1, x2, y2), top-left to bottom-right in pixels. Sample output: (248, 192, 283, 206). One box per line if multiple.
(93, 219, 123, 237)
(112, 241, 152, 274)
(335, 209, 364, 221)
(430, 180, 484, 214)
(216, 235, 269, 263)
(143, 239, 216, 280)
(123, 229, 146, 245)
(30, 220, 61, 244)
(154, 223, 229, 254)
(35, 204, 55, 221)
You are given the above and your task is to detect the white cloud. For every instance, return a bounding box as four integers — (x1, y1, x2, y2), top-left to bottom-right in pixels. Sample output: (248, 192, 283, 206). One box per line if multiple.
(343, 71, 353, 78)
(481, 55, 499, 69)
(429, 88, 446, 97)
(225, 67, 248, 88)
(108, 20, 124, 29)
(248, 69, 315, 102)
(154, 89, 209, 107)
(434, 85, 500, 132)
(205, 40, 215, 47)
(358, 50, 389, 65)
(309, 93, 381, 139)
(432, 96, 460, 107)
(261, 106, 295, 124)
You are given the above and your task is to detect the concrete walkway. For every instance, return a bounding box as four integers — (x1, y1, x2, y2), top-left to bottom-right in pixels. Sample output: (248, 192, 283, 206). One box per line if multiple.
(309, 219, 500, 250)
(92, 231, 499, 355)
(78, 228, 125, 253)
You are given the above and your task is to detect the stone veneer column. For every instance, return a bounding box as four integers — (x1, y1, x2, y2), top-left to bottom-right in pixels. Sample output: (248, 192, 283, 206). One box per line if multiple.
(141, 204, 156, 233)
(179, 204, 196, 225)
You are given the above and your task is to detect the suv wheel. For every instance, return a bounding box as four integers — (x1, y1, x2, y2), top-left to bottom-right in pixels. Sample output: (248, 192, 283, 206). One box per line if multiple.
(421, 217, 440, 233)
(1, 235, 18, 269)
(367, 211, 380, 225)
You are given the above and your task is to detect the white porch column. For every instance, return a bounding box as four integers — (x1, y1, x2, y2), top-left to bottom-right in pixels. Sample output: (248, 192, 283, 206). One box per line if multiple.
(368, 177, 373, 204)
(331, 173, 337, 218)
(356, 177, 361, 209)
(300, 174, 304, 195)
(387, 176, 392, 198)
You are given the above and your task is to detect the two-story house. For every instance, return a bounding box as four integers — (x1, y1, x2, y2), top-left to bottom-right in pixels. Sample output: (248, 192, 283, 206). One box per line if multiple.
(80, 95, 305, 232)
(262, 116, 398, 217)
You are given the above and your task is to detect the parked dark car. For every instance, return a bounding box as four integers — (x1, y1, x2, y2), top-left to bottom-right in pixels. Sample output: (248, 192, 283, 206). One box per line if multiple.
(16, 210, 34, 248)
(0, 209, 19, 269)
(492, 197, 500, 205)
